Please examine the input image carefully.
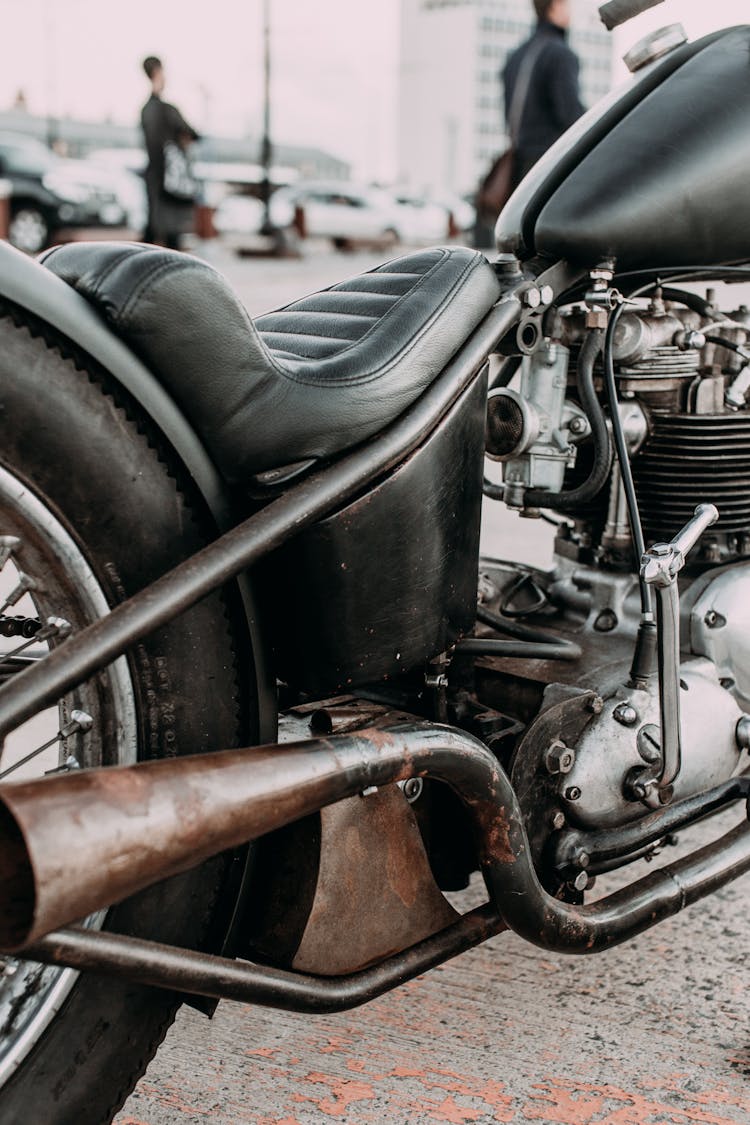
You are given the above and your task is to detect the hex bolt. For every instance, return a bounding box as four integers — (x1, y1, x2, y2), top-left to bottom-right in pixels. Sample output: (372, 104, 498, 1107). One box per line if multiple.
(564, 785, 582, 802)
(586, 694, 604, 715)
(544, 740, 576, 775)
(569, 415, 587, 436)
(522, 286, 541, 309)
(539, 284, 554, 306)
(613, 702, 638, 727)
(572, 870, 590, 892)
(550, 810, 566, 830)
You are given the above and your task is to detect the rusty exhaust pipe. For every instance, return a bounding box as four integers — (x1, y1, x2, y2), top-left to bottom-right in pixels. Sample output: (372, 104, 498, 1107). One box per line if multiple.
(1, 721, 750, 959)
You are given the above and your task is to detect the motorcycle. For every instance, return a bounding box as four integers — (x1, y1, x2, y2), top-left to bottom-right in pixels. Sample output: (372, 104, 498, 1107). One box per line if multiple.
(0, 3, 749, 1120)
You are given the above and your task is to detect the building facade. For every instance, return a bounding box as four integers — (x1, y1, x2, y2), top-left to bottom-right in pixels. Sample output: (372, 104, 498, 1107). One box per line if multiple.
(398, 0, 613, 197)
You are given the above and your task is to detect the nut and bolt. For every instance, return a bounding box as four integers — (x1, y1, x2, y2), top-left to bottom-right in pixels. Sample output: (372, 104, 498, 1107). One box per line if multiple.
(569, 415, 588, 435)
(544, 740, 576, 776)
(613, 701, 639, 727)
(586, 694, 604, 715)
(703, 609, 725, 629)
(593, 608, 618, 633)
(572, 870, 590, 892)
(550, 810, 566, 830)
(564, 785, 582, 802)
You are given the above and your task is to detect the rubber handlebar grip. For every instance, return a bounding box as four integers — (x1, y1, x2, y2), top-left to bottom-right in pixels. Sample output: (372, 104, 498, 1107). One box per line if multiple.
(599, 0, 665, 31)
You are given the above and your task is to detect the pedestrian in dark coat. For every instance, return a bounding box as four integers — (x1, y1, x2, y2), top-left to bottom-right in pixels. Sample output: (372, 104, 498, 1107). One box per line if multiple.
(503, 0, 584, 187)
(140, 56, 200, 249)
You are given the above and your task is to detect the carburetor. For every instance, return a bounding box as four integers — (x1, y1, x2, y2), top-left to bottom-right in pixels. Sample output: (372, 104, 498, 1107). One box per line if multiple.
(485, 340, 590, 509)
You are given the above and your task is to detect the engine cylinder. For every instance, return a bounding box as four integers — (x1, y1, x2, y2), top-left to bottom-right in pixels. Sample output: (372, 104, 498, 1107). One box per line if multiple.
(632, 412, 750, 548)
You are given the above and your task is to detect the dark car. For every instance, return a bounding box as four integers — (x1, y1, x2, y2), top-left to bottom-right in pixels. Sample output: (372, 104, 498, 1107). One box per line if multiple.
(0, 132, 128, 253)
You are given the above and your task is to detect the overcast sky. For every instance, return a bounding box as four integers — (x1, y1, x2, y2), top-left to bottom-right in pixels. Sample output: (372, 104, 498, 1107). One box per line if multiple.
(0, 0, 748, 179)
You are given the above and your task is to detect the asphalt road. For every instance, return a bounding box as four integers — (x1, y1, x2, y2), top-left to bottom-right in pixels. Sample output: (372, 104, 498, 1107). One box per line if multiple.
(115, 241, 750, 1125)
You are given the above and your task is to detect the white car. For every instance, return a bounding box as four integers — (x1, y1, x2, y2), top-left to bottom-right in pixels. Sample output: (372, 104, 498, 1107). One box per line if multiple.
(280, 183, 406, 250)
(212, 191, 300, 254)
(390, 193, 451, 244)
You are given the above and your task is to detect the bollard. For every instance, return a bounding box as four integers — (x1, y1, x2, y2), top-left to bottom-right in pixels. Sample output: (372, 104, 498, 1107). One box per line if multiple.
(0, 178, 12, 241)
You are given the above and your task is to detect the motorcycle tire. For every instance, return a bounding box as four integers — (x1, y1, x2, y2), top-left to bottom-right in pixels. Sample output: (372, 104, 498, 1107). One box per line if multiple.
(0, 301, 256, 1124)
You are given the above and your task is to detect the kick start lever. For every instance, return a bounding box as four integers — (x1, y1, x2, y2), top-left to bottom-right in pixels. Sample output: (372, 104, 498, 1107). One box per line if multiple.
(633, 503, 719, 805)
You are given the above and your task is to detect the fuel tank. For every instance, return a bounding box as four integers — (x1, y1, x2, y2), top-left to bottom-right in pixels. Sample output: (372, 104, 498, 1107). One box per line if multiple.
(496, 26, 750, 272)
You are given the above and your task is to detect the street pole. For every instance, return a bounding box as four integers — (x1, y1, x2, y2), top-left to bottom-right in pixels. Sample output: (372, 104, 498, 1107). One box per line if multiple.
(260, 0, 273, 234)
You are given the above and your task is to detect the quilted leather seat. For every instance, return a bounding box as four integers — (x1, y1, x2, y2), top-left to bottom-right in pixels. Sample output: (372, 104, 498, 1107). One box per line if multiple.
(41, 242, 501, 482)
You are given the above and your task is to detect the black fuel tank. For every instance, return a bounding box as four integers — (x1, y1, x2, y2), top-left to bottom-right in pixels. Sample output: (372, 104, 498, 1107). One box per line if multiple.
(496, 26, 750, 272)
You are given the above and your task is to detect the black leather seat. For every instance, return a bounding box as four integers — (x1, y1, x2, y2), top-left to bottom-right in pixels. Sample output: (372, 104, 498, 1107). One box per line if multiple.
(41, 242, 501, 483)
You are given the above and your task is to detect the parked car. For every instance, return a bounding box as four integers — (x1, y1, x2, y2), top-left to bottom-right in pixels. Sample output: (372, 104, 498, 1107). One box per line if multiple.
(212, 190, 300, 254)
(0, 133, 131, 253)
(390, 193, 452, 243)
(285, 182, 402, 250)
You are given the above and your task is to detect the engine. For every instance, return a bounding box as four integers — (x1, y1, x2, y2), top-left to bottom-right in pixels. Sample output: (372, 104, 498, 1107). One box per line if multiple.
(475, 287, 750, 896)
(488, 289, 750, 565)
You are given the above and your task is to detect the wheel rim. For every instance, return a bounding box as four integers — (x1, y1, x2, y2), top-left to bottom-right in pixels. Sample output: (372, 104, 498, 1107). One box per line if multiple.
(8, 210, 48, 255)
(0, 463, 137, 1087)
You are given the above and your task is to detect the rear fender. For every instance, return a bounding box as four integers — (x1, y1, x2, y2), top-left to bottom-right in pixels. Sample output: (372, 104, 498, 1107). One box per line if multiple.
(0, 239, 276, 739)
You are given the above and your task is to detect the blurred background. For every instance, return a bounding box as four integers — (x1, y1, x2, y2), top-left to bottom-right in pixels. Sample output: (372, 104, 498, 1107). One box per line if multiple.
(0, 0, 745, 256)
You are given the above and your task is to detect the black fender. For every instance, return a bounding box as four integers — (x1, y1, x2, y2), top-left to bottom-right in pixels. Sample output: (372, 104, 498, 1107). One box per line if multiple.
(0, 239, 276, 740)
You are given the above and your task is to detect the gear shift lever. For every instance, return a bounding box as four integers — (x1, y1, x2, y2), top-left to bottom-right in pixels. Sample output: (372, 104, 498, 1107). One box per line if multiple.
(632, 503, 719, 805)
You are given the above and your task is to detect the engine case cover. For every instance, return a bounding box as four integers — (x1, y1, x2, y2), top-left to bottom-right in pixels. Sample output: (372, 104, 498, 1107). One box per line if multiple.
(562, 658, 742, 829)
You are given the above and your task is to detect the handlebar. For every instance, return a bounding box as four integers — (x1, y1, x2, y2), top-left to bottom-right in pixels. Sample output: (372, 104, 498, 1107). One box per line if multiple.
(599, 0, 665, 31)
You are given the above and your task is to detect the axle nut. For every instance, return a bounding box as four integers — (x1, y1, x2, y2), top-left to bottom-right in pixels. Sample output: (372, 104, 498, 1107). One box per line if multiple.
(544, 740, 576, 775)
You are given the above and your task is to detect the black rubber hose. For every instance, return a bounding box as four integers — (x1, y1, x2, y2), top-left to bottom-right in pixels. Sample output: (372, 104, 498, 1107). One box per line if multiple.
(523, 327, 612, 510)
(602, 302, 653, 619)
(455, 637, 581, 661)
(482, 478, 505, 501)
(488, 354, 522, 392)
(659, 288, 713, 318)
(704, 334, 749, 359)
(477, 604, 580, 650)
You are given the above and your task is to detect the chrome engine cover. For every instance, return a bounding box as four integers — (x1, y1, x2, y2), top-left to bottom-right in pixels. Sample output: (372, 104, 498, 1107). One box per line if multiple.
(562, 657, 743, 829)
(688, 563, 750, 712)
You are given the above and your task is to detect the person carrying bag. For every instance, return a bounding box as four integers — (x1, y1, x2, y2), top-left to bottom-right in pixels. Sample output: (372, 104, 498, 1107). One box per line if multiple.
(476, 36, 545, 224)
